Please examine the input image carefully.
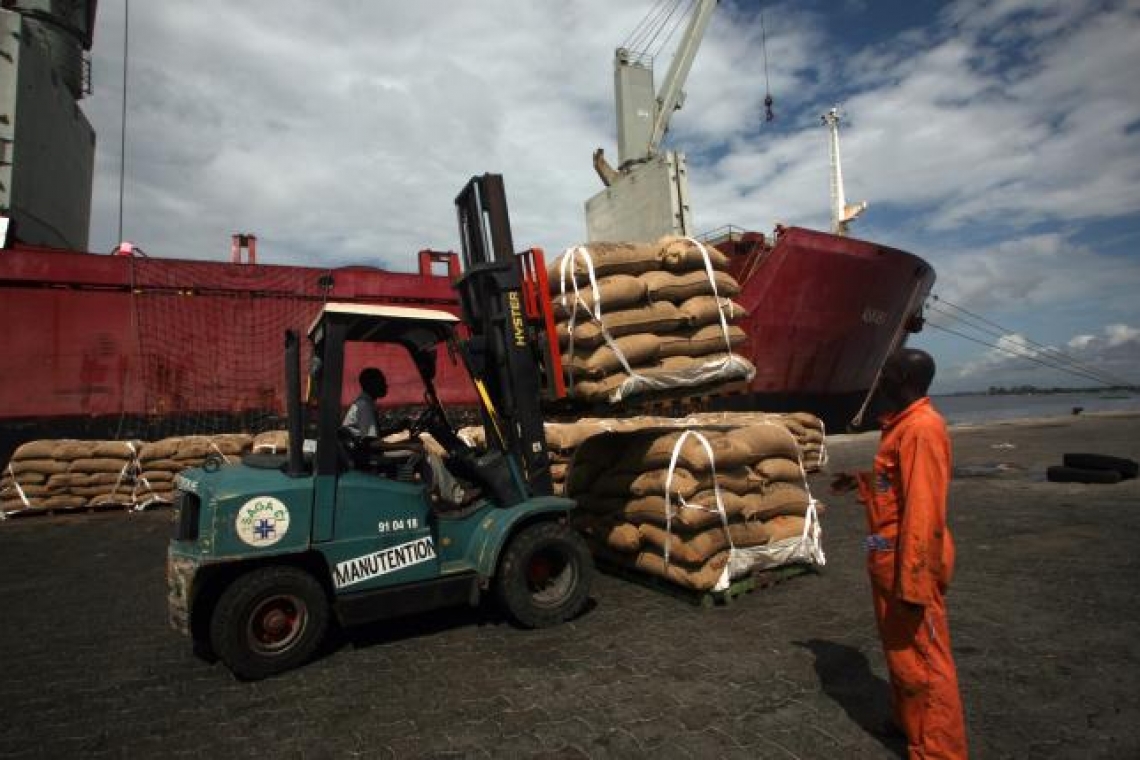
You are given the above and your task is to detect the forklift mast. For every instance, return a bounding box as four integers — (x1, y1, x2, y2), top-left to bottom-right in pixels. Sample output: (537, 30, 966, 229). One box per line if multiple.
(453, 174, 566, 498)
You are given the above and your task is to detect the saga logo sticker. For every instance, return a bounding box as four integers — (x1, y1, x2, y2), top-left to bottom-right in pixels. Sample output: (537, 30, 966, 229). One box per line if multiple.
(235, 496, 290, 547)
(333, 537, 436, 589)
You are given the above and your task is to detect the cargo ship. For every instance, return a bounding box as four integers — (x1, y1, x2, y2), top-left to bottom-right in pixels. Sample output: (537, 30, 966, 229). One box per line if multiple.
(0, 1, 932, 462)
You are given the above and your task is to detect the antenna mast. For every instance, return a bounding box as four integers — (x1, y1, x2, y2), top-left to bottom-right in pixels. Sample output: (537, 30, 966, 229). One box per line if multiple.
(822, 107, 866, 236)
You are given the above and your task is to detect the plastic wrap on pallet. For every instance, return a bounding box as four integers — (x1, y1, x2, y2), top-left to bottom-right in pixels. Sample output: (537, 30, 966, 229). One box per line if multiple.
(722, 499, 825, 588)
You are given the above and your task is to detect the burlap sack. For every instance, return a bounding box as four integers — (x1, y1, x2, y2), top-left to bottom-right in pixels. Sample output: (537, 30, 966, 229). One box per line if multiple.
(741, 483, 811, 521)
(3, 471, 47, 486)
(729, 424, 800, 461)
(679, 295, 748, 327)
(558, 301, 686, 349)
(568, 352, 753, 403)
(56, 472, 125, 487)
(638, 518, 770, 565)
(613, 429, 757, 472)
(142, 459, 184, 472)
(141, 470, 176, 483)
(2, 483, 50, 497)
(252, 431, 289, 453)
(563, 334, 661, 379)
(42, 495, 88, 510)
(634, 548, 730, 591)
(787, 412, 823, 430)
(53, 441, 101, 460)
(694, 466, 762, 495)
(68, 458, 132, 475)
(544, 421, 610, 452)
(175, 437, 213, 461)
(642, 270, 740, 303)
(139, 438, 182, 462)
(780, 423, 808, 444)
(592, 466, 701, 499)
(622, 490, 747, 531)
(574, 514, 641, 554)
(552, 242, 662, 281)
(70, 485, 131, 498)
(754, 457, 805, 485)
(800, 429, 825, 445)
(657, 325, 746, 359)
(91, 441, 142, 459)
(764, 515, 807, 542)
(657, 236, 731, 272)
(89, 493, 133, 507)
(9, 459, 67, 476)
(552, 274, 648, 319)
(209, 434, 254, 456)
(11, 440, 70, 461)
(2, 497, 43, 510)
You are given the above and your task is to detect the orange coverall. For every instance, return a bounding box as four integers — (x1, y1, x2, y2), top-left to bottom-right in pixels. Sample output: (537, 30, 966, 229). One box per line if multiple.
(858, 397, 967, 759)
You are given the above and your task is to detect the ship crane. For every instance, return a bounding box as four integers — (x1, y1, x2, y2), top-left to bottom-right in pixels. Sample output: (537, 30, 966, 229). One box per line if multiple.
(587, 0, 719, 242)
(821, 107, 867, 236)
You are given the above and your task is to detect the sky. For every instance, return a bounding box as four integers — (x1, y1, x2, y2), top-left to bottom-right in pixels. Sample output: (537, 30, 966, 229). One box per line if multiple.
(79, 0, 1140, 394)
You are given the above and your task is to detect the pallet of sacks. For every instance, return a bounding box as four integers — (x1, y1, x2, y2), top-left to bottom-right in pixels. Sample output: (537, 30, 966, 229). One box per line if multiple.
(1, 439, 140, 516)
(567, 423, 825, 593)
(134, 434, 253, 505)
(458, 410, 827, 497)
(549, 237, 756, 404)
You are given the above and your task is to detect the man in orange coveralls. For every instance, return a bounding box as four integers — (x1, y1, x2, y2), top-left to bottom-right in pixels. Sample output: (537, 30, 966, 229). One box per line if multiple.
(857, 348, 967, 758)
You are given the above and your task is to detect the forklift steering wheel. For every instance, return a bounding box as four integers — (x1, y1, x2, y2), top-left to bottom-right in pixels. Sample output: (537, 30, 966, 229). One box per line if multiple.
(407, 406, 438, 437)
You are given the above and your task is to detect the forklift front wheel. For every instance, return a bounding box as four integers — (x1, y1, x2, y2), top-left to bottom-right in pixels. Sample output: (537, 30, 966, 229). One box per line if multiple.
(209, 566, 330, 680)
(496, 521, 593, 628)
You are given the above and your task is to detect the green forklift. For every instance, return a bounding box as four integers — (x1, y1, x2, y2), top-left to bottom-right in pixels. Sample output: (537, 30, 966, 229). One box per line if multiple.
(167, 175, 592, 679)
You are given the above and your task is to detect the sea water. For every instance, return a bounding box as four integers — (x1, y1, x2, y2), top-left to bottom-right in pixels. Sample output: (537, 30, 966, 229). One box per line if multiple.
(933, 392, 1140, 426)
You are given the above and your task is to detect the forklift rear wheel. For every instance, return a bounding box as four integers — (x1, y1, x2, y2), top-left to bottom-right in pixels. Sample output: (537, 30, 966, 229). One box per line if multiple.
(209, 566, 330, 680)
(496, 521, 593, 628)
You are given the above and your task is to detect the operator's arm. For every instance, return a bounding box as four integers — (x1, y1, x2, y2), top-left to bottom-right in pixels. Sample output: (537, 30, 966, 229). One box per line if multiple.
(894, 422, 950, 607)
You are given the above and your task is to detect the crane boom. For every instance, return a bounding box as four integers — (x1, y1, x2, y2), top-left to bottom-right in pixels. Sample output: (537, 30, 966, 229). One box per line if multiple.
(647, 0, 717, 160)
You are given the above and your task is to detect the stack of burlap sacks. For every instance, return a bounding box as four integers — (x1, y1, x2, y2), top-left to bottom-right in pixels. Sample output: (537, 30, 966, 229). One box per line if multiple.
(1, 434, 256, 515)
(459, 411, 827, 497)
(568, 422, 825, 592)
(551, 238, 755, 404)
(134, 434, 253, 504)
(2, 440, 142, 514)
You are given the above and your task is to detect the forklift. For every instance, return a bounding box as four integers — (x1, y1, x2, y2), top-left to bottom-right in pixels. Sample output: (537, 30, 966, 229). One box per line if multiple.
(167, 175, 592, 680)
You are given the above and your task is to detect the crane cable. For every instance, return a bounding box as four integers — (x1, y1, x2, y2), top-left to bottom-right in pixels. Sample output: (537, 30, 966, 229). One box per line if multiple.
(760, 5, 775, 121)
(624, 0, 678, 56)
(924, 321, 1131, 388)
(927, 294, 1136, 387)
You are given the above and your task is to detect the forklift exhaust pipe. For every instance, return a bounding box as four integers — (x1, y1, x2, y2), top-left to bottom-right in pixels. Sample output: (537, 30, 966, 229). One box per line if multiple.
(285, 329, 305, 477)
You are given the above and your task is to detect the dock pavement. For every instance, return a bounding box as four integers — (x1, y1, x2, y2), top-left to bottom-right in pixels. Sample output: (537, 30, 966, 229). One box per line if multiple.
(0, 412, 1137, 758)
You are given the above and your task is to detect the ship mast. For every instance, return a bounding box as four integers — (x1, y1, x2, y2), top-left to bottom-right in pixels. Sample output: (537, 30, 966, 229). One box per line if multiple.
(821, 107, 866, 236)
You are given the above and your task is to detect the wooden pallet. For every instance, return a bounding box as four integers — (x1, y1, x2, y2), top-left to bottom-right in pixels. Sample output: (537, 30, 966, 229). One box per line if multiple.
(596, 557, 815, 608)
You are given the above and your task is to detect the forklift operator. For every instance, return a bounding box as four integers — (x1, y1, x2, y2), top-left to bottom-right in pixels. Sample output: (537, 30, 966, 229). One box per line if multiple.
(340, 366, 417, 467)
(341, 366, 476, 506)
(342, 367, 392, 444)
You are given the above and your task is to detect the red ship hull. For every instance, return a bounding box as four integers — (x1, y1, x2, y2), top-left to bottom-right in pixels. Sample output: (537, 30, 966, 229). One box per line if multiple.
(711, 226, 934, 429)
(0, 228, 933, 461)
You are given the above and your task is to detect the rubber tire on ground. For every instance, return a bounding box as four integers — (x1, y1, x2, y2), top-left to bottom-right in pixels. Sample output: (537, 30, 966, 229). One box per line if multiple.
(1046, 465, 1122, 485)
(1062, 453, 1139, 480)
(496, 521, 593, 629)
(209, 566, 330, 680)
